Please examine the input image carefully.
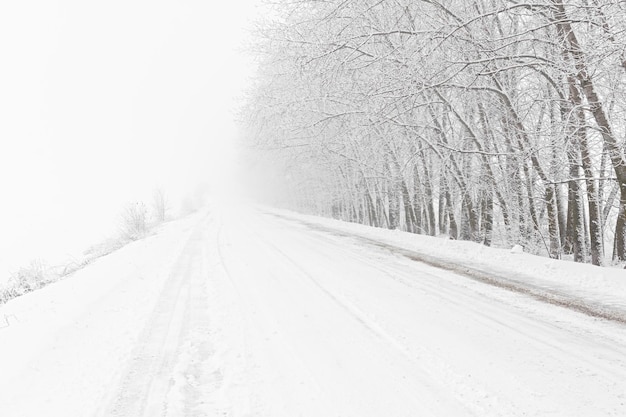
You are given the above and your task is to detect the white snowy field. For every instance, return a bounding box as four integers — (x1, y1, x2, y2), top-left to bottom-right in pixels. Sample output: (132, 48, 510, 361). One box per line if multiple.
(0, 204, 625, 416)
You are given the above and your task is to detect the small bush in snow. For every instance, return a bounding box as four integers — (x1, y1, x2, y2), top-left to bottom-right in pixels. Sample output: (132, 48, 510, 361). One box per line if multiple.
(120, 202, 149, 240)
(0, 260, 58, 304)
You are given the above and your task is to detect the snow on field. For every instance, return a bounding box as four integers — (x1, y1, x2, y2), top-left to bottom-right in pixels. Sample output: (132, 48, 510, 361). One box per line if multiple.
(1, 203, 625, 416)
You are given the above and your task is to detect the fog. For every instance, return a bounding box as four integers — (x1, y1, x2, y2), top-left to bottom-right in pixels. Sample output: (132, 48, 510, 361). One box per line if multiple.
(0, 1, 256, 280)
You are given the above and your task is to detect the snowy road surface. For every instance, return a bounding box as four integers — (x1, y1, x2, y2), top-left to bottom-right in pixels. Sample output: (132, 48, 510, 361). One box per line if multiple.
(1, 207, 626, 416)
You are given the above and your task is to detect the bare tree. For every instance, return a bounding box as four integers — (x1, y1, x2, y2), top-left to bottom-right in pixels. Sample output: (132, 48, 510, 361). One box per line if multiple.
(243, 0, 626, 265)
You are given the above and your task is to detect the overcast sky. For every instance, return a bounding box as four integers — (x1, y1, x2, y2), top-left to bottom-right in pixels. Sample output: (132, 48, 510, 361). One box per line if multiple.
(0, 1, 258, 278)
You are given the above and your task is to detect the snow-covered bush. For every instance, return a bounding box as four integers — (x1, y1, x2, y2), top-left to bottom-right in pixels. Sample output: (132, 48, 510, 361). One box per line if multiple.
(120, 202, 149, 240)
(0, 260, 58, 303)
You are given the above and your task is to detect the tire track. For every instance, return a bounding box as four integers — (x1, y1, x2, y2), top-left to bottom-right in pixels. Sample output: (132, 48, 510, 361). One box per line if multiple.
(94, 217, 212, 417)
(268, 212, 626, 325)
(239, 215, 487, 416)
(245, 211, 626, 414)
(284, 225, 626, 380)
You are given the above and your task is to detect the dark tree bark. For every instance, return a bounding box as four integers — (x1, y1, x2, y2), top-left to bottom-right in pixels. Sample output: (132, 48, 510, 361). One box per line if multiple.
(551, 1, 626, 261)
(482, 190, 494, 247)
(562, 71, 603, 264)
(565, 150, 587, 262)
(420, 155, 437, 236)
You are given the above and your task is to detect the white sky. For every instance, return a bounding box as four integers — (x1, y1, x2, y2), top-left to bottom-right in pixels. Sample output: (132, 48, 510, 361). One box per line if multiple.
(0, 1, 258, 278)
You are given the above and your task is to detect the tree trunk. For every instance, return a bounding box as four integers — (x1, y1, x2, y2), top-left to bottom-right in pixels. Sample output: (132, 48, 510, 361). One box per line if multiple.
(615, 199, 626, 261)
(439, 175, 449, 235)
(545, 185, 562, 259)
(551, 1, 626, 261)
(388, 182, 400, 230)
(565, 156, 586, 262)
(446, 185, 458, 240)
(399, 178, 417, 233)
(482, 190, 494, 247)
(421, 157, 437, 236)
(569, 76, 604, 265)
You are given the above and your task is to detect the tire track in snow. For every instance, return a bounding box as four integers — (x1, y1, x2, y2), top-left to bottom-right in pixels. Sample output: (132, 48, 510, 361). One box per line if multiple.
(240, 215, 487, 416)
(307, 225, 626, 382)
(94, 216, 215, 417)
(248, 211, 626, 415)
(269, 212, 626, 325)
(214, 214, 339, 416)
(211, 218, 261, 416)
(292, 231, 622, 367)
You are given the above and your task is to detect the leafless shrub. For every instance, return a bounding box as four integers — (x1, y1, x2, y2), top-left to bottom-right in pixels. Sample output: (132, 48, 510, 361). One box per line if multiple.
(120, 201, 148, 240)
(0, 199, 167, 306)
(152, 188, 169, 223)
(0, 260, 58, 304)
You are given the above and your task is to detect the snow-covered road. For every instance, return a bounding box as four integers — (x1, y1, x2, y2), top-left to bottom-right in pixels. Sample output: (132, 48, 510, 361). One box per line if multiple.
(1, 206, 626, 416)
(212, 207, 626, 416)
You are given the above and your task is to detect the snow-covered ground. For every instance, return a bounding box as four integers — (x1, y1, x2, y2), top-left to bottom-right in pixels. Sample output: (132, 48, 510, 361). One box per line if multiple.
(1, 204, 625, 416)
(269, 207, 626, 323)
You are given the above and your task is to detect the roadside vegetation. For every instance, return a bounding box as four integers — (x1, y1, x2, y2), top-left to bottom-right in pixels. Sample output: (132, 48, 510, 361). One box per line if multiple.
(0, 189, 172, 305)
(245, 1, 626, 267)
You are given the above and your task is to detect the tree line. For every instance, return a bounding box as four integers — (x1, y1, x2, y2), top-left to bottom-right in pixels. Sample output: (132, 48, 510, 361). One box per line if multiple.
(244, 0, 626, 265)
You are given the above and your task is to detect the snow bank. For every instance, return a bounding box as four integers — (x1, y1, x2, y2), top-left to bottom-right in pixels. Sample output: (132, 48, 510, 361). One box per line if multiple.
(267, 208, 626, 322)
